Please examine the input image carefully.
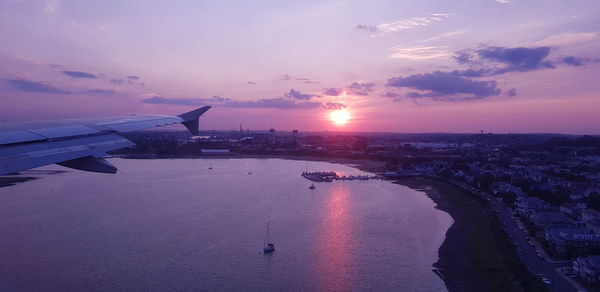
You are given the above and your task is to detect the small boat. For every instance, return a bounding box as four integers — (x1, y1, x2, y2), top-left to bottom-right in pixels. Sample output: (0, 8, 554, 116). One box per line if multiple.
(263, 222, 275, 253)
(309, 184, 316, 190)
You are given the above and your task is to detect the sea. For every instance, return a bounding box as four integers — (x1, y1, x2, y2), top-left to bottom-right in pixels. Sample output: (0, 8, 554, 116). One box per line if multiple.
(0, 158, 452, 291)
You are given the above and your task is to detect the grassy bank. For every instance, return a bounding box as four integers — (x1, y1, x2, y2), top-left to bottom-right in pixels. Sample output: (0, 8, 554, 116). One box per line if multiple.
(396, 176, 547, 292)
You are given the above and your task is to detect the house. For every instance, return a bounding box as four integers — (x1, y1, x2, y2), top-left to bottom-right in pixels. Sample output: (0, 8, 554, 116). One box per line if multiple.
(546, 228, 600, 257)
(516, 197, 552, 218)
(574, 256, 600, 285)
(530, 211, 571, 228)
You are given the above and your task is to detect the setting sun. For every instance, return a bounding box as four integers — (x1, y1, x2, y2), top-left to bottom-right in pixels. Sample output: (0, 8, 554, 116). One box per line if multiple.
(330, 109, 351, 126)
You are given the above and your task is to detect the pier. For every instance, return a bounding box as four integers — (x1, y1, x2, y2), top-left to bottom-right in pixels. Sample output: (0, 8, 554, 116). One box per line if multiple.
(301, 171, 380, 182)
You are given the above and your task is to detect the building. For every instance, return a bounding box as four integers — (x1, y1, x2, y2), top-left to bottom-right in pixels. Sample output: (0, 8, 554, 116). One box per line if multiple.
(574, 256, 600, 285)
(546, 228, 600, 257)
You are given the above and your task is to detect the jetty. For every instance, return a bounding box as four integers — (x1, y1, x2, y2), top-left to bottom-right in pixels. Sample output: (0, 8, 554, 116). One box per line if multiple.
(301, 171, 380, 182)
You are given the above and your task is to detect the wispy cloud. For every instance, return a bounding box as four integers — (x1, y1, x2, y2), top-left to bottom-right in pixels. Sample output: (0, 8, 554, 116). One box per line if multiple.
(323, 88, 343, 96)
(533, 32, 598, 47)
(43, 0, 58, 14)
(142, 95, 341, 110)
(142, 96, 229, 106)
(4, 79, 72, 94)
(62, 71, 98, 78)
(389, 45, 450, 60)
(347, 82, 375, 96)
(85, 89, 115, 95)
(357, 13, 451, 37)
(322, 102, 346, 110)
(224, 98, 322, 109)
(284, 89, 320, 100)
(496, 0, 510, 4)
(418, 30, 468, 43)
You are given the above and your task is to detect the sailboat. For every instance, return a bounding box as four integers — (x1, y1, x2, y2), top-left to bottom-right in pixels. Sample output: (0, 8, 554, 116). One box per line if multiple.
(263, 222, 275, 253)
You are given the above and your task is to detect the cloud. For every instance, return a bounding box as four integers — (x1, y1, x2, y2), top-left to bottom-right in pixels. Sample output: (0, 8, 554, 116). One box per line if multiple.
(142, 96, 229, 106)
(127, 75, 140, 80)
(496, 0, 510, 3)
(280, 74, 318, 83)
(506, 88, 517, 97)
(142, 95, 321, 110)
(62, 71, 98, 78)
(357, 13, 451, 36)
(85, 89, 115, 95)
(4, 79, 72, 94)
(323, 88, 343, 96)
(419, 30, 467, 43)
(476, 46, 555, 72)
(284, 89, 319, 100)
(322, 102, 347, 110)
(356, 24, 377, 32)
(562, 56, 600, 67)
(43, 0, 58, 14)
(386, 71, 501, 101)
(389, 45, 450, 60)
(224, 98, 321, 109)
(247, 81, 256, 85)
(533, 32, 598, 47)
(563, 56, 585, 67)
(454, 51, 474, 64)
(303, 81, 320, 84)
(347, 82, 375, 96)
(110, 79, 124, 84)
(453, 46, 556, 76)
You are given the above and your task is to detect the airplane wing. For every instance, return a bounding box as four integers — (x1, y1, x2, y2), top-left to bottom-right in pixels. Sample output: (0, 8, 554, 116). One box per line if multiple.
(0, 106, 210, 175)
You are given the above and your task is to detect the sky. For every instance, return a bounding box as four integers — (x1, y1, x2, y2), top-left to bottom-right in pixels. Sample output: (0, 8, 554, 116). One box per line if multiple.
(0, 0, 599, 134)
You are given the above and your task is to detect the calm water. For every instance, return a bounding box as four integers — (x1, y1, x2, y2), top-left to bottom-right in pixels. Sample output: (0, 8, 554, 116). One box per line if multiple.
(0, 158, 452, 291)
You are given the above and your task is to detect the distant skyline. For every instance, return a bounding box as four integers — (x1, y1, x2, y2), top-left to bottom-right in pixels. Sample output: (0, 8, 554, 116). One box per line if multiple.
(1, 0, 599, 134)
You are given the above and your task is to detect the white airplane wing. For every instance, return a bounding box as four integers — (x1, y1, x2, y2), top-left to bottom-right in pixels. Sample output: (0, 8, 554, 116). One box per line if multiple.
(0, 106, 210, 175)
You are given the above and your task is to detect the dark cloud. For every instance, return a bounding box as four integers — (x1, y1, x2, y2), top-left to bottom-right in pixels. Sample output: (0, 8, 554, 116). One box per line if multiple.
(110, 79, 125, 84)
(323, 88, 343, 96)
(453, 51, 473, 64)
(477, 46, 554, 72)
(303, 81, 320, 84)
(506, 88, 517, 97)
(356, 24, 377, 32)
(142, 96, 229, 106)
(5, 79, 72, 94)
(284, 89, 319, 100)
(453, 46, 556, 77)
(62, 71, 98, 78)
(127, 75, 140, 80)
(563, 56, 584, 66)
(281, 74, 292, 80)
(85, 89, 115, 95)
(322, 102, 346, 110)
(247, 81, 256, 85)
(347, 82, 375, 96)
(387, 71, 501, 101)
(224, 97, 321, 109)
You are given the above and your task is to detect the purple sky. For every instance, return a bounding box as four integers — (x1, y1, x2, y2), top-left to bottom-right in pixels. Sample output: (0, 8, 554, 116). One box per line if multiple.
(1, 0, 599, 134)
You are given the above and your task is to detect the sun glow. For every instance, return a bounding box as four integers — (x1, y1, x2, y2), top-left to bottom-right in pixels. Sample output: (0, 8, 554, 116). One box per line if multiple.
(330, 109, 350, 126)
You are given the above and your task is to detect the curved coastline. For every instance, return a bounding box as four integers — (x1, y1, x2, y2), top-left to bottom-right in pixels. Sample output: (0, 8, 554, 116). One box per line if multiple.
(2, 155, 535, 291)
